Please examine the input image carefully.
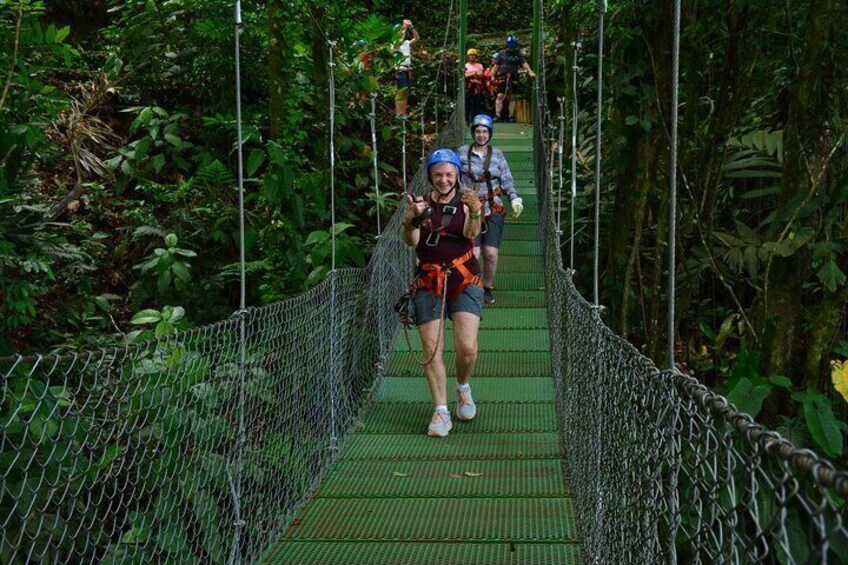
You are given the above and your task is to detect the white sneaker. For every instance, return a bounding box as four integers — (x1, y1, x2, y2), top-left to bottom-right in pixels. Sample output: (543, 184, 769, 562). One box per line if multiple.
(427, 410, 453, 437)
(456, 386, 477, 421)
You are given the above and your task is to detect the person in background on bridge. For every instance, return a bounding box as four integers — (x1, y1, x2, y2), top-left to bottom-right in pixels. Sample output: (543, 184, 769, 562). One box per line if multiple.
(483, 52, 498, 115)
(403, 149, 484, 438)
(464, 48, 486, 123)
(458, 114, 524, 305)
(491, 35, 536, 122)
(394, 19, 419, 116)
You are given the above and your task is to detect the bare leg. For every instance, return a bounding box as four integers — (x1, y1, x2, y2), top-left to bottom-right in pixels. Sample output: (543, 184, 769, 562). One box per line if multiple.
(418, 319, 447, 405)
(452, 312, 480, 386)
(509, 98, 517, 119)
(495, 92, 505, 119)
(482, 245, 499, 288)
(396, 89, 409, 116)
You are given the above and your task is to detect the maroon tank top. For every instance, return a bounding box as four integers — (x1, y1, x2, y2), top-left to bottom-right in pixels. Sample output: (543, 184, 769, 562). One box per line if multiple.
(415, 194, 481, 295)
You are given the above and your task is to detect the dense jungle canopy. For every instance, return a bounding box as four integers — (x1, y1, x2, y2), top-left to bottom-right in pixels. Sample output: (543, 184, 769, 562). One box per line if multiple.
(1, 0, 847, 459)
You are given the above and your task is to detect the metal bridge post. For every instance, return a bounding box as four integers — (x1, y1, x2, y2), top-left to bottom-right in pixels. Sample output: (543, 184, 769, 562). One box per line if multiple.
(458, 0, 467, 123)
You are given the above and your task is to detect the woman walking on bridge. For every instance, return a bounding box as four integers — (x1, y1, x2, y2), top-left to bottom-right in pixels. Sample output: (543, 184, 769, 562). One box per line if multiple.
(402, 149, 484, 438)
(458, 114, 524, 304)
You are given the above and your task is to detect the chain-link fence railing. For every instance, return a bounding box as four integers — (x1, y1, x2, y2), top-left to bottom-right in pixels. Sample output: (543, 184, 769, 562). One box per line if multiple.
(532, 28, 848, 563)
(0, 108, 464, 563)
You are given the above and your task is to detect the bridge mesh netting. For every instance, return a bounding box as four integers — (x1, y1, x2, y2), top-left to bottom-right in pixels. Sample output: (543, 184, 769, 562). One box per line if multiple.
(3, 47, 848, 565)
(532, 40, 848, 562)
(0, 114, 463, 562)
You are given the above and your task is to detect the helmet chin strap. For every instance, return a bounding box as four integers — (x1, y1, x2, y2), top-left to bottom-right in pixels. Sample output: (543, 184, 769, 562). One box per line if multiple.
(435, 183, 457, 199)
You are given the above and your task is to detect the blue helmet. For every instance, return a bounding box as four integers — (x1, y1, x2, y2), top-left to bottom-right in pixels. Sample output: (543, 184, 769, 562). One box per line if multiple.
(506, 35, 518, 48)
(426, 148, 462, 180)
(471, 114, 494, 137)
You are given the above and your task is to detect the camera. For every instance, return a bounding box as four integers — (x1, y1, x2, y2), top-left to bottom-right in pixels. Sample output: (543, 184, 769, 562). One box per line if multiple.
(410, 206, 432, 228)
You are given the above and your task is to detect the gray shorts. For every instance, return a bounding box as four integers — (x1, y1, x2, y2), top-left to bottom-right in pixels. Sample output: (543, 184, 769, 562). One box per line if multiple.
(475, 213, 505, 248)
(412, 284, 484, 326)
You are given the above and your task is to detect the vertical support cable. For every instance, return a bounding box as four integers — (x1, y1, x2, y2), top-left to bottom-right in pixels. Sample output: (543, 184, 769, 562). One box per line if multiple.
(593, 0, 607, 306)
(369, 94, 382, 236)
(531, 0, 541, 125)
(327, 40, 339, 452)
(368, 95, 384, 364)
(328, 41, 338, 271)
(556, 97, 565, 246)
(666, 1, 682, 561)
(401, 116, 408, 193)
(420, 111, 426, 164)
(231, 3, 246, 563)
(668, 0, 681, 370)
(434, 64, 439, 138)
(571, 41, 581, 271)
(549, 129, 556, 230)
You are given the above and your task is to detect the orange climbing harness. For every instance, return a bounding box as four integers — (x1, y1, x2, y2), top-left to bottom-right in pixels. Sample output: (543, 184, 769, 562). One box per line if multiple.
(410, 248, 482, 299)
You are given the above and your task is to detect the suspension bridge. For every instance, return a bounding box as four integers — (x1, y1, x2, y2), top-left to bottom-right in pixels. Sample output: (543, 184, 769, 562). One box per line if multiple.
(2, 1, 847, 564)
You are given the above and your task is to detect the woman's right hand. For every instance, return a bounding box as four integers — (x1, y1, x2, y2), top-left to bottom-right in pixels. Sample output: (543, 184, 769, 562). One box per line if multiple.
(405, 194, 428, 226)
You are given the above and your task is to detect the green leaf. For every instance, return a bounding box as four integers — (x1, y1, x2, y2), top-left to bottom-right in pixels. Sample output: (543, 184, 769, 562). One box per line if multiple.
(165, 233, 178, 248)
(305, 230, 330, 247)
(726, 377, 772, 419)
(331, 222, 355, 236)
(246, 149, 266, 177)
(267, 140, 287, 166)
(164, 133, 182, 147)
(155, 320, 175, 338)
(157, 270, 172, 294)
(768, 375, 793, 388)
(131, 309, 162, 325)
(625, 115, 639, 126)
(817, 260, 846, 293)
(306, 265, 330, 286)
(151, 153, 166, 173)
(55, 26, 71, 43)
(802, 392, 843, 458)
(171, 262, 191, 283)
(739, 186, 780, 199)
(166, 306, 185, 323)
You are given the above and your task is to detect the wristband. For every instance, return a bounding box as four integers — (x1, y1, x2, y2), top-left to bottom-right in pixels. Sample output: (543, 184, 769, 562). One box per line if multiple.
(469, 212, 481, 219)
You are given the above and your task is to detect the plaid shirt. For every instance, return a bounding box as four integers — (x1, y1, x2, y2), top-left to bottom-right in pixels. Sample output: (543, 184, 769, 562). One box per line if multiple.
(458, 144, 519, 216)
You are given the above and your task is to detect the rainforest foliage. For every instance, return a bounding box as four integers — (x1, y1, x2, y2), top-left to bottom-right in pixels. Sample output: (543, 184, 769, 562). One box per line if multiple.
(1, 0, 847, 459)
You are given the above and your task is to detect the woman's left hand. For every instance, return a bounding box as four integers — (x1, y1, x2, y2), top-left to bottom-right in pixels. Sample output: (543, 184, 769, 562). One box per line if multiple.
(461, 190, 482, 214)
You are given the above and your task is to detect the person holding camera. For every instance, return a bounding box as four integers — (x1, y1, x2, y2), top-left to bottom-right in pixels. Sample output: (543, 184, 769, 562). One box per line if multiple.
(402, 149, 484, 438)
(394, 19, 420, 116)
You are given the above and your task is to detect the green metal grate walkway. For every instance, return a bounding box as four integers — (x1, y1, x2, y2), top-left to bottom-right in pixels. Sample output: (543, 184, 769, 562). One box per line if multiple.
(263, 123, 580, 564)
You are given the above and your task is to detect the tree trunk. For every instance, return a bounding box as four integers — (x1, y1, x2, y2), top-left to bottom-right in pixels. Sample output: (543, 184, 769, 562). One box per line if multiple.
(803, 288, 846, 389)
(649, 186, 670, 362)
(622, 134, 663, 339)
(762, 0, 840, 381)
(268, 1, 288, 140)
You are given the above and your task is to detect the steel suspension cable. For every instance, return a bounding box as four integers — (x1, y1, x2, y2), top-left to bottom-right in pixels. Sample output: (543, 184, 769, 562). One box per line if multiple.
(571, 41, 581, 271)
(369, 93, 382, 236)
(401, 116, 409, 192)
(667, 0, 681, 370)
(593, 0, 607, 306)
(328, 42, 338, 271)
(557, 97, 565, 252)
(231, 3, 246, 563)
(327, 39, 339, 454)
